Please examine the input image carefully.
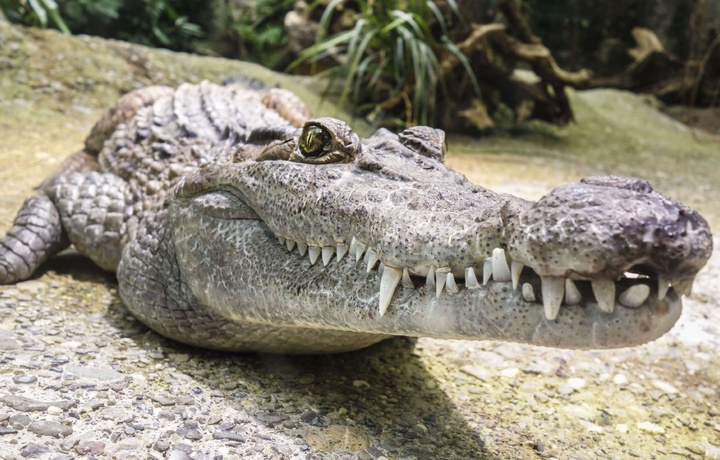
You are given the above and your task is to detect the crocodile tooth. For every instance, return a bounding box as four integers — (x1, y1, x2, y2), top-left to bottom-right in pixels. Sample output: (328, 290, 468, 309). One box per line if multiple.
(426, 266, 436, 287)
(322, 246, 335, 266)
(436, 268, 450, 297)
(278, 236, 286, 245)
(286, 239, 296, 252)
(657, 276, 670, 300)
(564, 279, 582, 305)
(378, 262, 384, 276)
(483, 259, 493, 285)
(356, 242, 368, 262)
(297, 242, 308, 257)
(673, 278, 694, 296)
(378, 266, 403, 317)
(522, 283, 536, 302)
(445, 273, 459, 293)
(336, 243, 349, 262)
(541, 276, 564, 320)
(348, 237, 358, 259)
(465, 267, 480, 289)
(308, 246, 321, 265)
(591, 280, 616, 313)
(491, 248, 511, 282)
(618, 284, 650, 308)
(365, 249, 379, 273)
(511, 261, 523, 289)
(401, 268, 414, 288)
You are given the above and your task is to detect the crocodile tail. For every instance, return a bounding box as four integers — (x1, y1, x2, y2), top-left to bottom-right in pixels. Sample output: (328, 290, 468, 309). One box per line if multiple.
(0, 194, 69, 284)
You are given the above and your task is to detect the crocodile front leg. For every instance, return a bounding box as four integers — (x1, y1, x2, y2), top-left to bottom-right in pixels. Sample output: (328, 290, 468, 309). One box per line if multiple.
(47, 172, 135, 272)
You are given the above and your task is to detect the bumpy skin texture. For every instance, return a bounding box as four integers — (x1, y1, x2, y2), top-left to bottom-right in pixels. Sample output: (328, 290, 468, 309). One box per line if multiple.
(0, 81, 714, 353)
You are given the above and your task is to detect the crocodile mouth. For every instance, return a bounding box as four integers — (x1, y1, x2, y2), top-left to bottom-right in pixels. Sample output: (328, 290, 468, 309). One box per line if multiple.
(271, 232, 687, 320)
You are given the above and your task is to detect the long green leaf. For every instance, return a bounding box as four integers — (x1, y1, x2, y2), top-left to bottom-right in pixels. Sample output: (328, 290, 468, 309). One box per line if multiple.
(27, 0, 47, 27)
(317, 0, 345, 42)
(442, 36, 482, 97)
(42, 0, 70, 33)
(288, 28, 356, 70)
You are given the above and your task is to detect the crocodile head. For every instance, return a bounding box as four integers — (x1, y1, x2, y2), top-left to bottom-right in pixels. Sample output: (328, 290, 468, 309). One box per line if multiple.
(168, 118, 713, 351)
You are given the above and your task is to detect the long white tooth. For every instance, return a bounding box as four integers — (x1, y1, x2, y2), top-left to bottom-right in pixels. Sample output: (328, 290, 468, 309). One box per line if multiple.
(286, 239, 296, 252)
(445, 273, 459, 293)
(483, 259, 493, 285)
(673, 278, 694, 296)
(336, 243, 349, 262)
(297, 242, 308, 256)
(541, 276, 565, 320)
(322, 246, 335, 266)
(564, 279, 582, 305)
(426, 266, 436, 287)
(592, 280, 616, 313)
(365, 249, 379, 273)
(278, 236, 286, 245)
(618, 284, 650, 308)
(511, 261, 523, 289)
(657, 276, 670, 300)
(348, 237, 358, 259)
(465, 267, 480, 289)
(402, 268, 414, 288)
(491, 248, 511, 282)
(436, 267, 450, 298)
(308, 246, 321, 265)
(378, 266, 403, 317)
(355, 242, 368, 262)
(522, 283, 536, 302)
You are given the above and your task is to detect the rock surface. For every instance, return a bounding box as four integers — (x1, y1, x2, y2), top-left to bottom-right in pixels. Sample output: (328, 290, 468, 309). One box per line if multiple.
(0, 22, 719, 459)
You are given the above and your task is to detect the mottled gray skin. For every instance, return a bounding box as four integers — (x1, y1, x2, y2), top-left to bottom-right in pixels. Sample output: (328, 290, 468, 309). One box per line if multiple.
(0, 81, 713, 353)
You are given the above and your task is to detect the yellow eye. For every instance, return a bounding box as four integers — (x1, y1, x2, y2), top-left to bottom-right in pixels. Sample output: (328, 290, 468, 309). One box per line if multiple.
(299, 125, 331, 157)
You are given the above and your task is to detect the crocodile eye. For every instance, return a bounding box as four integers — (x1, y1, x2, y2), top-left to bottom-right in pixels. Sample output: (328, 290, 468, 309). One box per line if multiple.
(299, 125, 331, 158)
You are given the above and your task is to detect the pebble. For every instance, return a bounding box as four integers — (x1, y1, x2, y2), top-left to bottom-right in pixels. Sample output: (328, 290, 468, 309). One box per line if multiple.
(213, 431, 246, 442)
(637, 421, 666, 434)
(20, 442, 49, 458)
(46, 406, 63, 415)
(64, 365, 121, 381)
(15, 280, 47, 293)
(150, 394, 176, 406)
(613, 374, 628, 385)
(459, 365, 493, 381)
(28, 420, 73, 437)
(500, 367, 519, 378)
(0, 395, 75, 412)
(76, 440, 105, 455)
(12, 374, 38, 384)
(652, 380, 679, 394)
(0, 328, 20, 350)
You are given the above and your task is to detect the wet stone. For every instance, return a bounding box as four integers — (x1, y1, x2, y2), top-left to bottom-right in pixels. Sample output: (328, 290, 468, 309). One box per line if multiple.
(213, 431, 246, 442)
(1, 395, 75, 412)
(0, 426, 18, 435)
(20, 442, 50, 458)
(9, 413, 31, 428)
(28, 420, 73, 437)
(76, 440, 105, 455)
(150, 394, 176, 406)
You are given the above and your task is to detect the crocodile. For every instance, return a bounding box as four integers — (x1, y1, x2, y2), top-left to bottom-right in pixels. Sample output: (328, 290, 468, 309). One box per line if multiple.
(0, 81, 713, 353)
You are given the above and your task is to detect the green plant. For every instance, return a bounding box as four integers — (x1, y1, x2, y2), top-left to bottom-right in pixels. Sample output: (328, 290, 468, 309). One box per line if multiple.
(1, 0, 71, 33)
(290, 0, 479, 127)
(233, 0, 296, 68)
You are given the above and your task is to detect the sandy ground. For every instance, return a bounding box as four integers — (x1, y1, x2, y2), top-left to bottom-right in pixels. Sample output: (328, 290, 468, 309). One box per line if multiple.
(0, 21, 719, 460)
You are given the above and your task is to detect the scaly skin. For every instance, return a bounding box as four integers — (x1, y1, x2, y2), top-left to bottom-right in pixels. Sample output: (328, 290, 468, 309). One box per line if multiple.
(0, 81, 713, 353)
